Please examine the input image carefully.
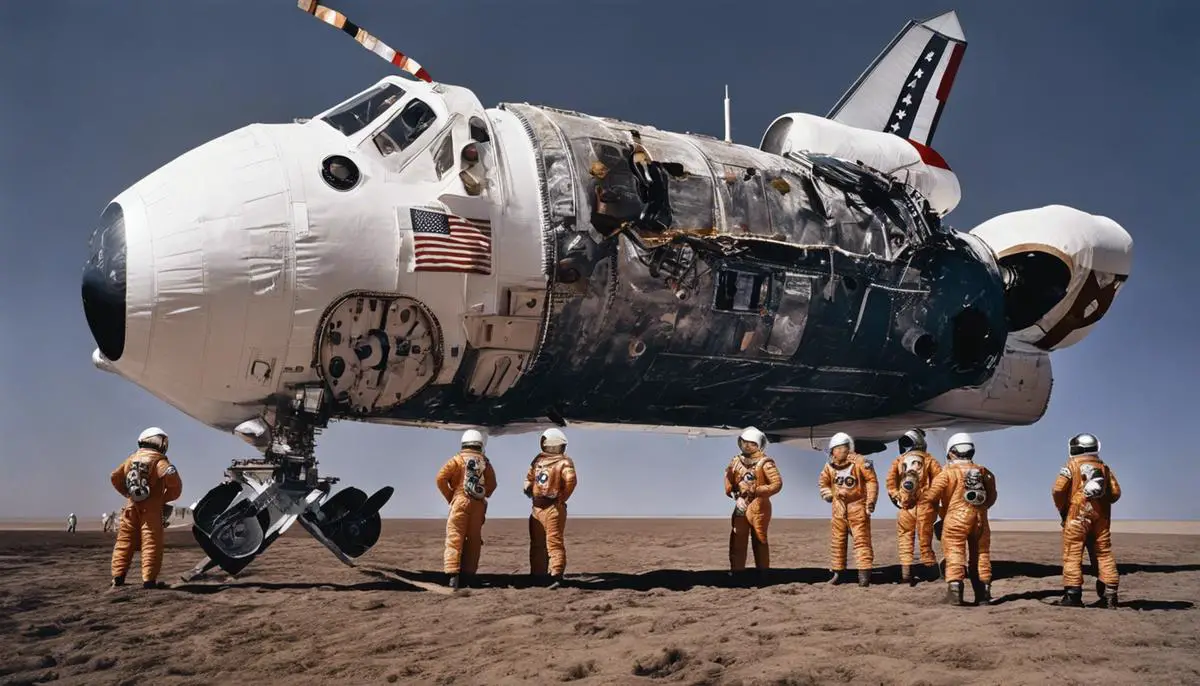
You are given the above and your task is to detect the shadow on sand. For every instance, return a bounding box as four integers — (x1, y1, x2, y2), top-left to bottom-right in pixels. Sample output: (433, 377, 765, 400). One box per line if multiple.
(168, 561, 1199, 610)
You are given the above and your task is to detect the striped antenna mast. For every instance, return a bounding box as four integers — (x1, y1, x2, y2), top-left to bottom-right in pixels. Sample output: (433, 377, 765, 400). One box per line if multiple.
(297, 0, 432, 82)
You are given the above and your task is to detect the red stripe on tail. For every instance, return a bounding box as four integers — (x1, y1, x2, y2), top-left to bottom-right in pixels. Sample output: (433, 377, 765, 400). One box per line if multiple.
(936, 43, 966, 102)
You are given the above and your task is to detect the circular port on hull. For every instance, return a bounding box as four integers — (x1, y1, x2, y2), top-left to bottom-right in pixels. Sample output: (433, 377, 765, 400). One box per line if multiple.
(902, 329, 938, 364)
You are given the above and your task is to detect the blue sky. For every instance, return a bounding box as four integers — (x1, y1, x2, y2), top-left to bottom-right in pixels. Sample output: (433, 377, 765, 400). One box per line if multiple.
(2, 1, 1196, 520)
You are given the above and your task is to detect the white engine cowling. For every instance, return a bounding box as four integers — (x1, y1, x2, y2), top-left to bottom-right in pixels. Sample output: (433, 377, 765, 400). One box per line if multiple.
(760, 112, 961, 216)
(970, 205, 1132, 351)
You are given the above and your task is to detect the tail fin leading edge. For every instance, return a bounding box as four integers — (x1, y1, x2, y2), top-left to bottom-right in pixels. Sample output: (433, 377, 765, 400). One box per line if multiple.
(826, 11, 967, 147)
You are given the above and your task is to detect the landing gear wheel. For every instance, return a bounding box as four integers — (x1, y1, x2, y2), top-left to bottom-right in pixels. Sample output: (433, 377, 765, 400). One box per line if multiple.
(311, 486, 394, 558)
(210, 514, 265, 559)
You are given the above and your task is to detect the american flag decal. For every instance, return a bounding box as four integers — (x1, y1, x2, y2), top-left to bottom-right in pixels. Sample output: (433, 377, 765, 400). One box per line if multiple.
(410, 208, 492, 275)
(885, 34, 949, 140)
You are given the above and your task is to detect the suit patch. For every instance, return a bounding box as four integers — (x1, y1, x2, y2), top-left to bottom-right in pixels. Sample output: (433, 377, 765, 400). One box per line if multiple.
(862, 460, 874, 470)
(1058, 466, 1071, 479)
(164, 465, 177, 476)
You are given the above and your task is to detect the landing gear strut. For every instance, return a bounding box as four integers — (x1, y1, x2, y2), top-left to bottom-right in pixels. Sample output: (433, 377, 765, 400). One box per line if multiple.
(181, 392, 393, 582)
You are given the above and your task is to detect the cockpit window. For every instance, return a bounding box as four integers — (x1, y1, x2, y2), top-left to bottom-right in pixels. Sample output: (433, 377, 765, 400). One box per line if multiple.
(321, 83, 405, 136)
(373, 98, 438, 156)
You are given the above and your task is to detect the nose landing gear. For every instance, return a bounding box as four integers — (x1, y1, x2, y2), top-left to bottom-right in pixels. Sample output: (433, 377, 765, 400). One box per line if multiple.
(181, 404, 394, 582)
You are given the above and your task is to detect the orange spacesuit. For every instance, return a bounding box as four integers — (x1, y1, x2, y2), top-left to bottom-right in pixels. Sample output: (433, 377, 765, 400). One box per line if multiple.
(436, 429, 497, 589)
(724, 427, 783, 579)
(818, 432, 878, 586)
(920, 433, 996, 606)
(109, 427, 183, 588)
(524, 428, 577, 586)
(1052, 433, 1122, 608)
(886, 429, 942, 584)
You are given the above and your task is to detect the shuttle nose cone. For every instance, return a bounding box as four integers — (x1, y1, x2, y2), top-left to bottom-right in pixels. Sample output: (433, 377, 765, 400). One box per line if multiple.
(81, 202, 127, 362)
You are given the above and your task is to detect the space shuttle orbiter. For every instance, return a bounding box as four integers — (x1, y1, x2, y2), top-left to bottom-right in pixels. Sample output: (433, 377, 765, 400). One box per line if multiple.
(81, 4, 1131, 579)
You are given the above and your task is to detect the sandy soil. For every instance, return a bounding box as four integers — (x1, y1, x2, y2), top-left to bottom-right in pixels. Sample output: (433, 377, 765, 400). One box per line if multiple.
(2, 518, 1198, 686)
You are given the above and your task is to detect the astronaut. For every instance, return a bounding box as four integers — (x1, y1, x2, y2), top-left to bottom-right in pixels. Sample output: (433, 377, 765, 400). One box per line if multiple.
(920, 433, 997, 606)
(1052, 433, 1122, 608)
(886, 429, 942, 584)
(109, 427, 184, 589)
(435, 429, 498, 590)
(818, 432, 878, 586)
(524, 428, 578, 587)
(67, 513, 77, 533)
(724, 427, 783, 583)
(103, 511, 117, 534)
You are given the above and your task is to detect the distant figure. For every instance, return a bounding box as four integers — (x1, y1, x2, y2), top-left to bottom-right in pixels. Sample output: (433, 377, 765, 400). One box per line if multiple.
(724, 427, 782, 584)
(110, 427, 183, 589)
(67, 513, 77, 533)
(1052, 433, 1122, 608)
(886, 429, 942, 584)
(436, 429, 497, 590)
(102, 511, 117, 534)
(921, 433, 998, 606)
(523, 428, 577, 588)
(818, 432, 878, 586)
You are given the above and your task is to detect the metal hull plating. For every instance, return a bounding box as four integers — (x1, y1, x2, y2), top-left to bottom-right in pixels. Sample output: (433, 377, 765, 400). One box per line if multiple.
(326, 103, 1009, 433)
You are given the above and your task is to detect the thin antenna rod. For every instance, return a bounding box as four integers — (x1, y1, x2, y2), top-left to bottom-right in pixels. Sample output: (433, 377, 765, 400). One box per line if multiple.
(723, 85, 732, 143)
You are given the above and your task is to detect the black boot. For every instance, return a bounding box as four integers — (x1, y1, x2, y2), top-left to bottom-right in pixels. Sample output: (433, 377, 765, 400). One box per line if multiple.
(1096, 580, 1106, 601)
(447, 574, 460, 590)
(828, 570, 843, 585)
(109, 576, 125, 589)
(548, 574, 565, 589)
(973, 581, 992, 605)
(1101, 586, 1119, 609)
(1057, 586, 1084, 607)
(858, 569, 871, 587)
(944, 580, 964, 606)
(901, 565, 912, 585)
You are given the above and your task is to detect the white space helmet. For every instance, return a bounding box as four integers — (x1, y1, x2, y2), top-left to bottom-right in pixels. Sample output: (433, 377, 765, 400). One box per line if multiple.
(540, 428, 568, 448)
(137, 426, 169, 453)
(829, 432, 854, 452)
(461, 429, 487, 449)
(138, 427, 167, 443)
(947, 432, 975, 459)
(738, 426, 767, 450)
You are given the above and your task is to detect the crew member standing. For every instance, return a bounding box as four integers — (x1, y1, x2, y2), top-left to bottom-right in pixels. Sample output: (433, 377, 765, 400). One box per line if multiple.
(524, 428, 577, 588)
(1052, 432, 1122, 608)
(436, 429, 497, 590)
(109, 427, 183, 589)
(921, 433, 997, 606)
(724, 427, 783, 583)
(818, 432, 878, 586)
(67, 513, 77, 533)
(886, 429, 942, 584)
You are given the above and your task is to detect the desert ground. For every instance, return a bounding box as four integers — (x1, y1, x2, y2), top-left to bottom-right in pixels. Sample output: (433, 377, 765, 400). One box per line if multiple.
(2, 519, 1198, 686)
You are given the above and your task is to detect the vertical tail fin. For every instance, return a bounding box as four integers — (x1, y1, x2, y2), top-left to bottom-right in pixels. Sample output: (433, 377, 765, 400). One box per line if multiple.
(826, 11, 966, 147)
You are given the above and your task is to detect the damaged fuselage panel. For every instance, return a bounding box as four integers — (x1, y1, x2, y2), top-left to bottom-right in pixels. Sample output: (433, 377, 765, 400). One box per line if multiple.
(368, 102, 1009, 433)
